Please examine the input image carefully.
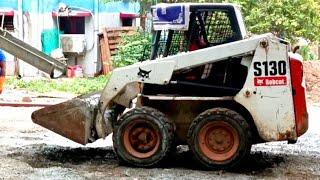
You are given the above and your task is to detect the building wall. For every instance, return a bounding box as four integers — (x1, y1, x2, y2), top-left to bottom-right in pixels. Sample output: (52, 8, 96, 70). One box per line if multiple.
(0, 0, 18, 10)
(0, 0, 140, 77)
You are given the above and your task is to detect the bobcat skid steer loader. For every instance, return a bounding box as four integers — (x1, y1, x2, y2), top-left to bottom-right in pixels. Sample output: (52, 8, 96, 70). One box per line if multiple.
(32, 3, 308, 169)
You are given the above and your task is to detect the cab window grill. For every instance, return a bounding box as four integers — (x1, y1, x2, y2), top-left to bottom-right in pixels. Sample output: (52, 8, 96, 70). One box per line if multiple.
(151, 8, 241, 59)
(205, 11, 235, 45)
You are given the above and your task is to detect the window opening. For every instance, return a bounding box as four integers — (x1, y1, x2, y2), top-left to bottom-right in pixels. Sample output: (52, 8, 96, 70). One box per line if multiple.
(59, 17, 85, 34)
(0, 14, 14, 31)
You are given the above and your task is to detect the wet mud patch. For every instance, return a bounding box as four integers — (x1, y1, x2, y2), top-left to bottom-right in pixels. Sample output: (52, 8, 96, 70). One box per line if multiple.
(233, 151, 284, 175)
(163, 148, 312, 178)
(6, 144, 285, 173)
(5, 142, 319, 179)
(7, 144, 118, 169)
(128, 145, 285, 173)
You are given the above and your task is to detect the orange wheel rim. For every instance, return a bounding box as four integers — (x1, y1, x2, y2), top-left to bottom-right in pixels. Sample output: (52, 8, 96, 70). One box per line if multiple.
(198, 121, 239, 162)
(123, 120, 160, 159)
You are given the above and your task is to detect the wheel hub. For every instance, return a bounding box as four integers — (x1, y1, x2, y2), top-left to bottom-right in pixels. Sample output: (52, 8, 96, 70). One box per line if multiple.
(198, 121, 240, 162)
(130, 127, 158, 152)
(123, 120, 160, 158)
(207, 127, 234, 153)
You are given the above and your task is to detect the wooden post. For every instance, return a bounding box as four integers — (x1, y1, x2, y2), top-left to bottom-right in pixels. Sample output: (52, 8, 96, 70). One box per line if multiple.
(102, 27, 112, 74)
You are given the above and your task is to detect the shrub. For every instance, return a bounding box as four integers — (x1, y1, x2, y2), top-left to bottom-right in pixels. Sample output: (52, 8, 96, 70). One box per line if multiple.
(112, 31, 152, 68)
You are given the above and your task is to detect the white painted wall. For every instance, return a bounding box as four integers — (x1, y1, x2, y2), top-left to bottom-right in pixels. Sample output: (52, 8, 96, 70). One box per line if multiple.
(99, 13, 121, 28)
(5, 11, 131, 77)
(21, 12, 42, 77)
(74, 15, 97, 77)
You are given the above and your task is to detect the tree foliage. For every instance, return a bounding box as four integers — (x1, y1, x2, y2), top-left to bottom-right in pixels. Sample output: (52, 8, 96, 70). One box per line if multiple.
(225, 0, 320, 42)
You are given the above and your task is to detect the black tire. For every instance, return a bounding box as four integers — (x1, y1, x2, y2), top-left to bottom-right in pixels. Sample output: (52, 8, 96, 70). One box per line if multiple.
(113, 106, 174, 167)
(187, 107, 252, 169)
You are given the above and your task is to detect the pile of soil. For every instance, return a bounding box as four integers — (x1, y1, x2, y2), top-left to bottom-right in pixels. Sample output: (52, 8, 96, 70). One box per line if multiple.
(304, 61, 320, 104)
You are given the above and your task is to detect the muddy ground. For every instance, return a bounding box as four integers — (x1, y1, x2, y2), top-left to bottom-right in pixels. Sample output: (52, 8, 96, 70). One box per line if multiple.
(0, 105, 319, 179)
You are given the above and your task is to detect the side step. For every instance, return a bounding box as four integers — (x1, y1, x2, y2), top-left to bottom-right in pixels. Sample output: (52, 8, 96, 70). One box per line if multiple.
(0, 29, 66, 78)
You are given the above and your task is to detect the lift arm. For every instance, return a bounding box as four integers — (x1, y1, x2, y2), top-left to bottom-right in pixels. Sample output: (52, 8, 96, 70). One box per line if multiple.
(0, 29, 67, 78)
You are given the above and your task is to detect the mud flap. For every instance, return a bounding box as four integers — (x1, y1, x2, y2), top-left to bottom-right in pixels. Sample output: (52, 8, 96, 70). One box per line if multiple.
(31, 98, 96, 145)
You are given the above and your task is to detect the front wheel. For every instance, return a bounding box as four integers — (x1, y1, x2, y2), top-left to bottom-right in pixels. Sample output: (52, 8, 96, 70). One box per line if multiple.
(187, 108, 252, 169)
(113, 107, 174, 167)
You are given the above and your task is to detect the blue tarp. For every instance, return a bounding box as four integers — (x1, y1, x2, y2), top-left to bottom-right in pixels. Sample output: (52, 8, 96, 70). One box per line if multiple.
(0, 0, 140, 14)
(153, 4, 190, 31)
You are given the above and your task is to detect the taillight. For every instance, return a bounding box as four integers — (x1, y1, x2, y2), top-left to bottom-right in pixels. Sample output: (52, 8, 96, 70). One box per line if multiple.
(289, 54, 308, 137)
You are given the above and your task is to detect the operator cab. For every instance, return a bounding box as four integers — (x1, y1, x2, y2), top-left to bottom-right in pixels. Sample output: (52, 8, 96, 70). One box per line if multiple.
(150, 3, 246, 59)
(144, 3, 249, 97)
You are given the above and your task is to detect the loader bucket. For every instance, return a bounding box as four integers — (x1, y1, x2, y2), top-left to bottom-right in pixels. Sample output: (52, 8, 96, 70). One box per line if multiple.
(31, 95, 99, 145)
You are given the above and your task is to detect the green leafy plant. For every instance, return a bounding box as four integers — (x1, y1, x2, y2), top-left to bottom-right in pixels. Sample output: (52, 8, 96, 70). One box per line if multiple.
(112, 31, 152, 68)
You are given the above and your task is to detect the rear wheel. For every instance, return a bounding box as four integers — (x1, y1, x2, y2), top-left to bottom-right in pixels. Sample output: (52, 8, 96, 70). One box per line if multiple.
(187, 108, 252, 169)
(113, 107, 174, 167)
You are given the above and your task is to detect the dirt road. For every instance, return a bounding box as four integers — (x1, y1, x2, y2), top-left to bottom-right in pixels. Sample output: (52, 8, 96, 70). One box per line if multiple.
(0, 105, 320, 179)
